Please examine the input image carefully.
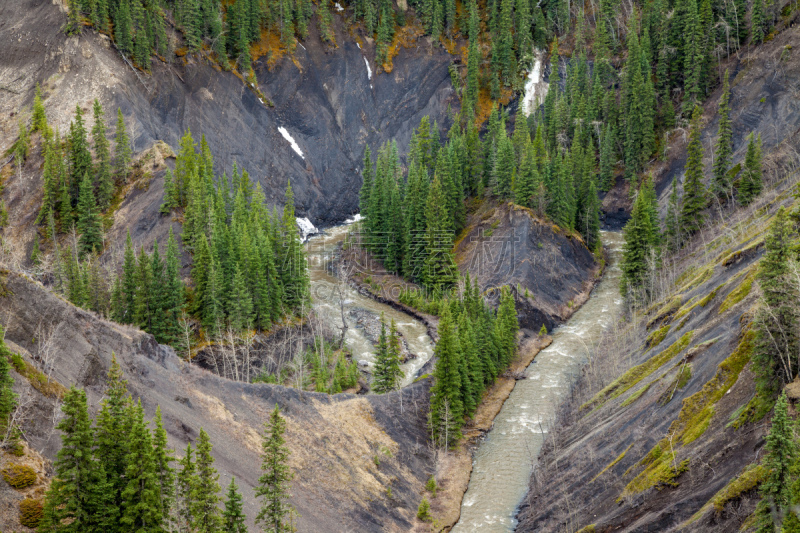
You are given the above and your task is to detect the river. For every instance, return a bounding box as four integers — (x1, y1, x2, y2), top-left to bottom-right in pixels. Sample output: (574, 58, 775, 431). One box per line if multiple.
(305, 220, 435, 387)
(452, 230, 625, 532)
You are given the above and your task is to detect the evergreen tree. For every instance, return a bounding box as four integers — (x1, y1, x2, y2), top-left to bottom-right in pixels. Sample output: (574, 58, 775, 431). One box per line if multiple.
(679, 106, 707, 237)
(39, 388, 118, 532)
(69, 105, 93, 196)
(256, 405, 296, 532)
(373, 318, 404, 393)
(755, 393, 796, 532)
(430, 307, 463, 447)
(120, 400, 163, 531)
(114, 108, 132, 182)
(752, 208, 798, 395)
(620, 188, 655, 299)
(423, 176, 458, 293)
(94, 354, 132, 508)
(32, 83, 48, 134)
(176, 444, 197, 532)
(76, 171, 104, 256)
(712, 70, 733, 198)
(192, 428, 223, 532)
(152, 406, 176, 527)
(739, 133, 763, 206)
(223, 477, 248, 533)
(116, 0, 134, 54)
(92, 100, 114, 210)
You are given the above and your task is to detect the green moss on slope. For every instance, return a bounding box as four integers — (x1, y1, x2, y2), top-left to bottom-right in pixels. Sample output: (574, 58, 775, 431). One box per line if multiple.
(582, 331, 695, 412)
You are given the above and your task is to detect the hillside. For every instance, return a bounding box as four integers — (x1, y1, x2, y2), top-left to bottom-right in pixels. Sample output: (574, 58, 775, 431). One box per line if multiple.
(516, 18, 800, 533)
(0, 267, 438, 532)
(0, 0, 455, 254)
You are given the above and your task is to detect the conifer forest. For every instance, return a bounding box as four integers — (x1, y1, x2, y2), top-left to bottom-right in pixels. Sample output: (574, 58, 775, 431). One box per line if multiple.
(2, 0, 800, 529)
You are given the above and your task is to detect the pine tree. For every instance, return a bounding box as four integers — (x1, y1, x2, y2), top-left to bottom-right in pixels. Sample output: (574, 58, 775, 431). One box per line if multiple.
(116, 0, 134, 54)
(32, 83, 48, 134)
(39, 388, 118, 532)
(493, 133, 515, 198)
(77, 171, 104, 256)
(423, 176, 458, 293)
(373, 318, 404, 393)
(752, 208, 799, 395)
(223, 477, 248, 533)
(621, 189, 655, 299)
(0, 329, 17, 428)
(92, 100, 114, 210)
(114, 108, 132, 182)
(755, 393, 796, 532)
(739, 133, 763, 206)
(94, 354, 132, 508)
(679, 106, 707, 237)
(430, 307, 463, 447)
(152, 406, 176, 527)
(712, 71, 733, 198)
(229, 263, 254, 332)
(176, 443, 197, 532)
(120, 400, 163, 531)
(278, 181, 309, 311)
(192, 428, 223, 532)
(256, 405, 296, 532)
(751, 0, 766, 43)
(69, 105, 93, 195)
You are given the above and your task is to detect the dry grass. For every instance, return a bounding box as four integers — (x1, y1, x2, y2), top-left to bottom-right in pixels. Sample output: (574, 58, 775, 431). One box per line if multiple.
(381, 23, 425, 73)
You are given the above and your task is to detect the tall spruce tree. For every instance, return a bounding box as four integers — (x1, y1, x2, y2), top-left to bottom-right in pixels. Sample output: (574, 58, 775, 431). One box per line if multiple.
(76, 171, 104, 256)
(192, 428, 223, 532)
(755, 393, 796, 532)
(256, 405, 295, 532)
(712, 71, 733, 198)
(39, 388, 118, 532)
(679, 106, 707, 237)
(430, 306, 463, 447)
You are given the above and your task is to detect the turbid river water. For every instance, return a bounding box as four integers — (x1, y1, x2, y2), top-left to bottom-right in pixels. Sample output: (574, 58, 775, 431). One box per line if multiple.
(305, 220, 435, 387)
(452, 231, 625, 532)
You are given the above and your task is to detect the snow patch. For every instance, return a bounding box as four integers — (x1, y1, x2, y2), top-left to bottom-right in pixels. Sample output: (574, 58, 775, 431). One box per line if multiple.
(357, 42, 361, 49)
(296, 217, 318, 241)
(335, 2, 344, 10)
(345, 213, 363, 224)
(278, 127, 305, 159)
(364, 57, 372, 80)
(521, 49, 549, 116)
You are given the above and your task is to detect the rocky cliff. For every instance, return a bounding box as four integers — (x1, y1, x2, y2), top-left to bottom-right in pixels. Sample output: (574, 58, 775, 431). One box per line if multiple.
(0, 0, 455, 238)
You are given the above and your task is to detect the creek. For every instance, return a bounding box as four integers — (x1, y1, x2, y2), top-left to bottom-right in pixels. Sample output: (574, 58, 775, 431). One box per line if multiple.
(452, 231, 625, 532)
(305, 220, 435, 387)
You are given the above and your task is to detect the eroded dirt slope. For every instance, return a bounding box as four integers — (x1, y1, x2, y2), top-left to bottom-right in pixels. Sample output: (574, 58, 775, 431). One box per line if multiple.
(0, 268, 435, 532)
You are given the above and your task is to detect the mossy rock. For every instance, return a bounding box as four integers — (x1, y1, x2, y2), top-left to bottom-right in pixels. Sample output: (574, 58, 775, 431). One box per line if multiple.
(3, 463, 37, 489)
(719, 270, 756, 315)
(685, 463, 765, 526)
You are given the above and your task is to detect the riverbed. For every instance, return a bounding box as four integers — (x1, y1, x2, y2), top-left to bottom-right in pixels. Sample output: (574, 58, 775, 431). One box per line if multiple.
(305, 221, 435, 387)
(452, 231, 625, 532)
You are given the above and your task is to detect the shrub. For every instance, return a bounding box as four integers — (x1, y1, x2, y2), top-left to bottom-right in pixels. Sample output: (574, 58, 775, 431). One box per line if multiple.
(3, 463, 37, 489)
(539, 324, 547, 336)
(425, 475, 438, 497)
(19, 497, 44, 528)
(417, 497, 432, 522)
